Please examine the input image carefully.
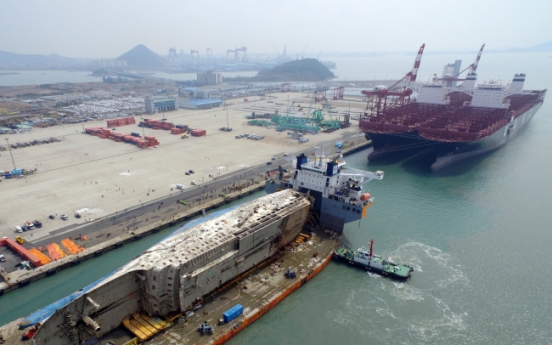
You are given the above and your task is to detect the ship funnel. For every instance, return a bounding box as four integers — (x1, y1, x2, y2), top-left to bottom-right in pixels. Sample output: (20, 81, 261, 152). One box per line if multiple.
(462, 73, 477, 90)
(509, 73, 525, 94)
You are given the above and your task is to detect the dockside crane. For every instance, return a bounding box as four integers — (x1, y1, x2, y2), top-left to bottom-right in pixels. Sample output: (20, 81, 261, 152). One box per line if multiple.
(190, 50, 200, 64)
(235, 47, 248, 62)
(432, 44, 485, 87)
(361, 43, 425, 114)
(226, 49, 236, 61)
(168, 48, 178, 66)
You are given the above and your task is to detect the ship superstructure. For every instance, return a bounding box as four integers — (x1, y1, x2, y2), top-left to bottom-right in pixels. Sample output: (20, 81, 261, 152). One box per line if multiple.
(265, 150, 384, 230)
(359, 44, 547, 171)
(19, 190, 313, 345)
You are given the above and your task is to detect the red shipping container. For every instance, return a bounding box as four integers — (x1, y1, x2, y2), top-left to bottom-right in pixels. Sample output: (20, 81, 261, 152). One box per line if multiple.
(125, 117, 136, 125)
(106, 120, 118, 128)
(191, 129, 206, 137)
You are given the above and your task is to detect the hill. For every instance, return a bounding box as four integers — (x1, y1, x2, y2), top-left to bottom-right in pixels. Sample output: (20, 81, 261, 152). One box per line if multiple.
(254, 58, 335, 81)
(525, 40, 552, 52)
(0, 50, 77, 68)
(501, 40, 552, 53)
(116, 44, 167, 68)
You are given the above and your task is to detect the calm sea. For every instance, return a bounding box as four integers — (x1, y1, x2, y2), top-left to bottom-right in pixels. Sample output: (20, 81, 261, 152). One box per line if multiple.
(0, 53, 550, 344)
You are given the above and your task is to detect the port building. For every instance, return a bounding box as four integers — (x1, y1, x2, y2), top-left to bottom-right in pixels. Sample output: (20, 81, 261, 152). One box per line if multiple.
(197, 71, 223, 86)
(144, 95, 177, 114)
(179, 98, 224, 110)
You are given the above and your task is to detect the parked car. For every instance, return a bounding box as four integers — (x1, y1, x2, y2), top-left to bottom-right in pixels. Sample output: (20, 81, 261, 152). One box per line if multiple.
(266, 162, 272, 165)
(189, 170, 194, 174)
(22, 226, 28, 232)
(15, 225, 22, 233)
(61, 215, 69, 220)
(49, 215, 55, 219)
(15, 236, 25, 244)
(0, 254, 6, 262)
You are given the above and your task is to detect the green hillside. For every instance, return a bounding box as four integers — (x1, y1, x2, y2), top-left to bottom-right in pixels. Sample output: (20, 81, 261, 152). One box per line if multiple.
(254, 58, 335, 81)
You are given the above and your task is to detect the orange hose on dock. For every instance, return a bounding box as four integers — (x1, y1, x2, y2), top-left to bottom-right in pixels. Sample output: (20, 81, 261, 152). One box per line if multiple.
(28, 248, 52, 265)
(61, 239, 85, 255)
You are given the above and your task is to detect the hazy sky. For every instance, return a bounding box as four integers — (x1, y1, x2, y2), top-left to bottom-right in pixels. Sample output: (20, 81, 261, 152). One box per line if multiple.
(1, 0, 550, 58)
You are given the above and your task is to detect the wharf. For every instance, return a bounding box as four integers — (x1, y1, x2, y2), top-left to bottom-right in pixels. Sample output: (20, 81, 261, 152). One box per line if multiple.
(0, 136, 371, 295)
(0, 181, 265, 294)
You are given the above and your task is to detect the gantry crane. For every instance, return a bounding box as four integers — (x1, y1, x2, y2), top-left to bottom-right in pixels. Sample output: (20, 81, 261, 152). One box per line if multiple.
(361, 44, 425, 113)
(190, 50, 200, 64)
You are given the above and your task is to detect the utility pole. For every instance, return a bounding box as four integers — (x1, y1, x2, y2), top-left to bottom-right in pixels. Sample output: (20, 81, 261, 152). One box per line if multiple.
(226, 105, 230, 131)
(140, 118, 146, 144)
(5, 138, 17, 172)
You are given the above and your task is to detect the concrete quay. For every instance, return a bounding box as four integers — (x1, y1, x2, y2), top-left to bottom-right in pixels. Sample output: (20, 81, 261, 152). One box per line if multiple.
(0, 181, 266, 294)
(0, 91, 371, 295)
(0, 137, 371, 295)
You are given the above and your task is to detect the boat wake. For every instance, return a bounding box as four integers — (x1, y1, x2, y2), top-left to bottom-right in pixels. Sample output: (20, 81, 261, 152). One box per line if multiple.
(332, 241, 469, 343)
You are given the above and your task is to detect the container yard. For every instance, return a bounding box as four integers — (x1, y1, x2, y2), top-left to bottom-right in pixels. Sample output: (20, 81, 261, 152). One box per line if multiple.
(0, 92, 365, 249)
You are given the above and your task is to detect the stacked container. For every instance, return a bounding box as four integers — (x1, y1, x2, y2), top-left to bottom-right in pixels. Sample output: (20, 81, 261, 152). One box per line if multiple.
(191, 129, 207, 137)
(139, 119, 175, 131)
(85, 127, 159, 147)
(170, 125, 188, 135)
(106, 117, 136, 128)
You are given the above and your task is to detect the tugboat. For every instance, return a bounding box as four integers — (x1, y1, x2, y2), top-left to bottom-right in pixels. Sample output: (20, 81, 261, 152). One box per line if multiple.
(333, 239, 414, 280)
(265, 150, 384, 231)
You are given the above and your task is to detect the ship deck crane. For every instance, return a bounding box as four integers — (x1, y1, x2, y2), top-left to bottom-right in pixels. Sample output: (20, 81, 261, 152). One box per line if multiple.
(361, 44, 425, 114)
(339, 167, 384, 183)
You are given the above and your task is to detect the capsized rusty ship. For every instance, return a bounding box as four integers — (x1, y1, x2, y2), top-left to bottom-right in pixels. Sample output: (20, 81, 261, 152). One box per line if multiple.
(2, 190, 347, 345)
(359, 44, 547, 171)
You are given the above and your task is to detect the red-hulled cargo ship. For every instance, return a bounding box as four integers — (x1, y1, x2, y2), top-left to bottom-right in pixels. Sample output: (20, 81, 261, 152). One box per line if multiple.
(359, 44, 547, 171)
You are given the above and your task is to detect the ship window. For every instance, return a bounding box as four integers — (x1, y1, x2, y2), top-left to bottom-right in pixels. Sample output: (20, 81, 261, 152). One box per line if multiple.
(152, 285, 156, 290)
(153, 276, 157, 281)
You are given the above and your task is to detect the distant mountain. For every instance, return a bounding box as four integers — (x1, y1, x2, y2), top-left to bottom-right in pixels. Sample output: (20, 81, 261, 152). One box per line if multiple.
(524, 40, 552, 52)
(254, 58, 335, 81)
(116, 44, 167, 68)
(497, 40, 552, 53)
(0, 50, 77, 68)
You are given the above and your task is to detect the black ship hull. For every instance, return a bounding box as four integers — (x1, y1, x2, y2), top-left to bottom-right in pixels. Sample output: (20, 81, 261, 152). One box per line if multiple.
(366, 132, 430, 160)
(332, 252, 412, 280)
(366, 102, 543, 171)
